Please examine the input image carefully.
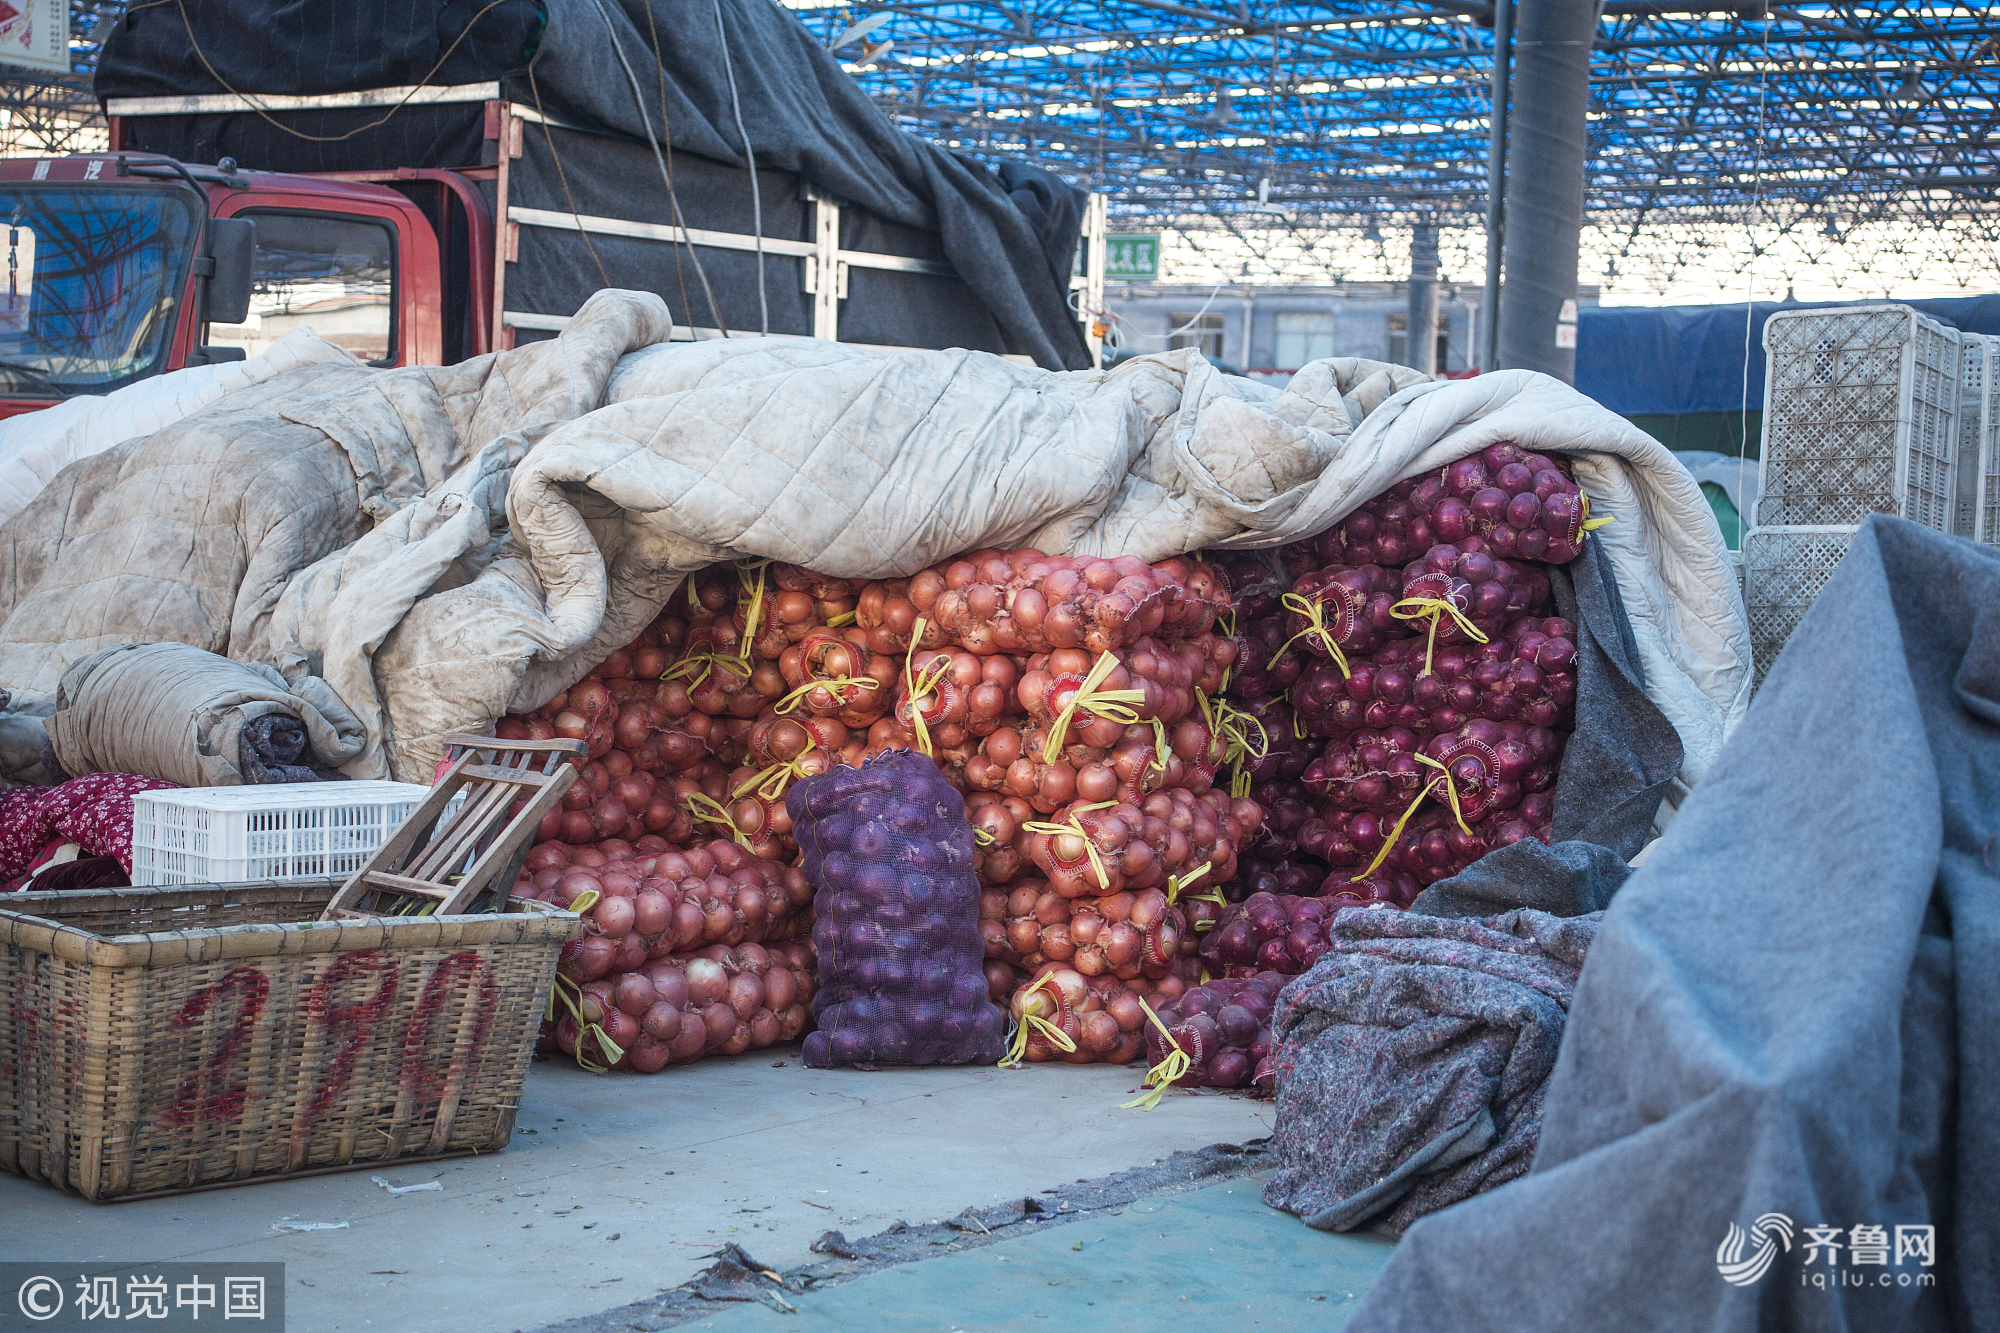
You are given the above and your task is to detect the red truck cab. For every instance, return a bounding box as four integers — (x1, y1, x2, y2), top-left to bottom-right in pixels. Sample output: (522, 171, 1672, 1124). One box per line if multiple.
(0, 152, 489, 421)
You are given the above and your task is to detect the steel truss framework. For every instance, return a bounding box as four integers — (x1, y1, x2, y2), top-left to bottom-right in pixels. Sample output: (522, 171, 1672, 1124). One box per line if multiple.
(0, 2, 122, 154)
(796, 0, 1999, 287)
(9, 2, 1997, 289)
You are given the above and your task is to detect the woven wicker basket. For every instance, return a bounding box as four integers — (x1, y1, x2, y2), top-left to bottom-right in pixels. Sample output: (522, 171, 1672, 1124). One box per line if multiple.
(0, 879, 577, 1202)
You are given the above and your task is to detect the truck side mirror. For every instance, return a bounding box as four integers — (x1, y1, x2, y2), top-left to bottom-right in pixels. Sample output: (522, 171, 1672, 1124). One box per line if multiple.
(204, 217, 256, 326)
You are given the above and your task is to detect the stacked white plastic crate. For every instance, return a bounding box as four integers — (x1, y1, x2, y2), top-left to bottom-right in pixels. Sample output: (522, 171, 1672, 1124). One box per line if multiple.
(1745, 306, 1967, 682)
(1971, 332, 2000, 548)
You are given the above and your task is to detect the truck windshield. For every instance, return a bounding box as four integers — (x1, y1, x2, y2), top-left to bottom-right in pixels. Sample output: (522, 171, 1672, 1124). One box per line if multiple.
(0, 184, 200, 398)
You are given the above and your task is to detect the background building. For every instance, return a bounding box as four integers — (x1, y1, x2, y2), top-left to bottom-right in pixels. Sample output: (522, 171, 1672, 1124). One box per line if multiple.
(1106, 283, 1598, 384)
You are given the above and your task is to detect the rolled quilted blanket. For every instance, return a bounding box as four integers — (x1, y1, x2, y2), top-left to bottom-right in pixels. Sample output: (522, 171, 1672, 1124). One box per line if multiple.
(43, 642, 364, 787)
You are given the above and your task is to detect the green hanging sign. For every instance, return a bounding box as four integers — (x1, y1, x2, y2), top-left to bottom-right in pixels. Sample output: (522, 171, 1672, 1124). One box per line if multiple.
(1104, 234, 1161, 282)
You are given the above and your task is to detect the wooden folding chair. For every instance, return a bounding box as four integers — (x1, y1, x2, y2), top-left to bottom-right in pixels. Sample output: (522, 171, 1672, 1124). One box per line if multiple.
(321, 734, 587, 921)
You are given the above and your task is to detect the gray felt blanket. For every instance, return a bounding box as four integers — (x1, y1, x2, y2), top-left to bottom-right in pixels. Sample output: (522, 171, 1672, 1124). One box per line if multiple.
(1263, 907, 1601, 1235)
(1344, 514, 2000, 1331)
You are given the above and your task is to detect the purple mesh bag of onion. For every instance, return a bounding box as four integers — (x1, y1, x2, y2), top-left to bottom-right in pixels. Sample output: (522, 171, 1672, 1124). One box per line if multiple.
(788, 749, 1007, 1067)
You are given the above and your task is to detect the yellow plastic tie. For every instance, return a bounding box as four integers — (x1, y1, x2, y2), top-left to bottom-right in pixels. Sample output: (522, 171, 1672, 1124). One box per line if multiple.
(682, 791, 754, 849)
(1414, 751, 1473, 836)
(1183, 890, 1226, 928)
(733, 746, 818, 804)
(1164, 862, 1211, 905)
(824, 609, 858, 628)
(663, 644, 752, 690)
(1268, 590, 1350, 678)
(1022, 800, 1118, 893)
(1200, 691, 1270, 800)
(1292, 708, 1307, 741)
(1222, 727, 1269, 795)
(1223, 706, 1271, 767)
(660, 649, 718, 689)
(972, 826, 996, 847)
(773, 675, 880, 715)
(566, 888, 601, 918)
(998, 972, 1077, 1069)
(736, 559, 771, 650)
(546, 976, 625, 1071)
(546, 971, 583, 1024)
(1041, 650, 1146, 763)
(1389, 594, 1491, 677)
(1579, 491, 1614, 531)
(1120, 995, 1190, 1111)
(575, 1023, 626, 1073)
(1346, 771, 1447, 884)
(901, 620, 952, 758)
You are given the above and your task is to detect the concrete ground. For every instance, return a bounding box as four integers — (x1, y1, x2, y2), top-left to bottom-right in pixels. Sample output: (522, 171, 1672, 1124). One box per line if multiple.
(0, 1047, 1275, 1333)
(699, 1181, 1395, 1333)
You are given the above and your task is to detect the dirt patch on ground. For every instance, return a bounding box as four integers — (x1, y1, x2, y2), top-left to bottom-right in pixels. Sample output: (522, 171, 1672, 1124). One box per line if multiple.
(523, 1137, 1272, 1330)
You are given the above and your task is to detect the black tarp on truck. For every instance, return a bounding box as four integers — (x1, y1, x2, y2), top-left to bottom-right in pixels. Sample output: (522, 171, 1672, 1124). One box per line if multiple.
(96, 0, 1093, 368)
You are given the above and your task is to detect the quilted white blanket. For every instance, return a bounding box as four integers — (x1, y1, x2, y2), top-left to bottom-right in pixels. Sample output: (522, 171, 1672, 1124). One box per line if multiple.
(0, 327, 359, 528)
(0, 290, 1751, 810)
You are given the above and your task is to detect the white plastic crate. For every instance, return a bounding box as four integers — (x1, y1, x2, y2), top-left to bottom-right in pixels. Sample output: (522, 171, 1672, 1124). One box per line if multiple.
(130, 782, 448, 886)
(1743, 526, 1857, 685)
(1965, 333, 2000, 547)
(1758, 305, 1961, 532)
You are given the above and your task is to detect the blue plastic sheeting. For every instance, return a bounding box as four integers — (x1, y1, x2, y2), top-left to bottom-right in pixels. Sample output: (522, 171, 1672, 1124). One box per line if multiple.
(1575, 296, 2000, 416)
(703, 1181, 1396, 1332)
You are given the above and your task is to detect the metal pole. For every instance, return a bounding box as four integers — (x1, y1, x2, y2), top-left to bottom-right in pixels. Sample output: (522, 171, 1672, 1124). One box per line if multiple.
(1495, 0, 1595, 382)
(1409, 220, 1439, 375)
(1479, 0, 1512, 372)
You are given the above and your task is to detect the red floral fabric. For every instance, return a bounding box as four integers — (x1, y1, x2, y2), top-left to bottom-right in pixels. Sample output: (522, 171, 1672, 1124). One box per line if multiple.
(0, 773, 179, 883)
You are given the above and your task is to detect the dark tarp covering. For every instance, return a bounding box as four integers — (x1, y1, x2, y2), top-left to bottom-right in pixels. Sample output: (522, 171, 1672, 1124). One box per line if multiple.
(1576, 296, 2000, 416)
(501, 124, 1014, 353)
(106, 104, 494, 181)
(95, 0, 1091, 369)
(1264, 907, 1602, 1236)
(93, 0, 551, 94)
(1541, 534, 1684, 860)
(1347, 514, 2000, 1331)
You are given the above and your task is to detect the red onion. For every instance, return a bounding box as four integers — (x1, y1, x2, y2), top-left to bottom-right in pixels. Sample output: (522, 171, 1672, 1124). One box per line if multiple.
(632, 889, 673, 936)
(726, 972, 765, 1022)
(613, 972, 656, 1017)
(646, 965, 691, 1011)
(571, 679, 611, 718)
(559, 936, 616, 983)
(627, 1034, 672, 1072)
(1318, 443, 1590, 568)
(684, 957, 729, 1007)
(592, 896, 636, 939)
(525, 843, 572, 874)
(610, 933, 649, 973)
